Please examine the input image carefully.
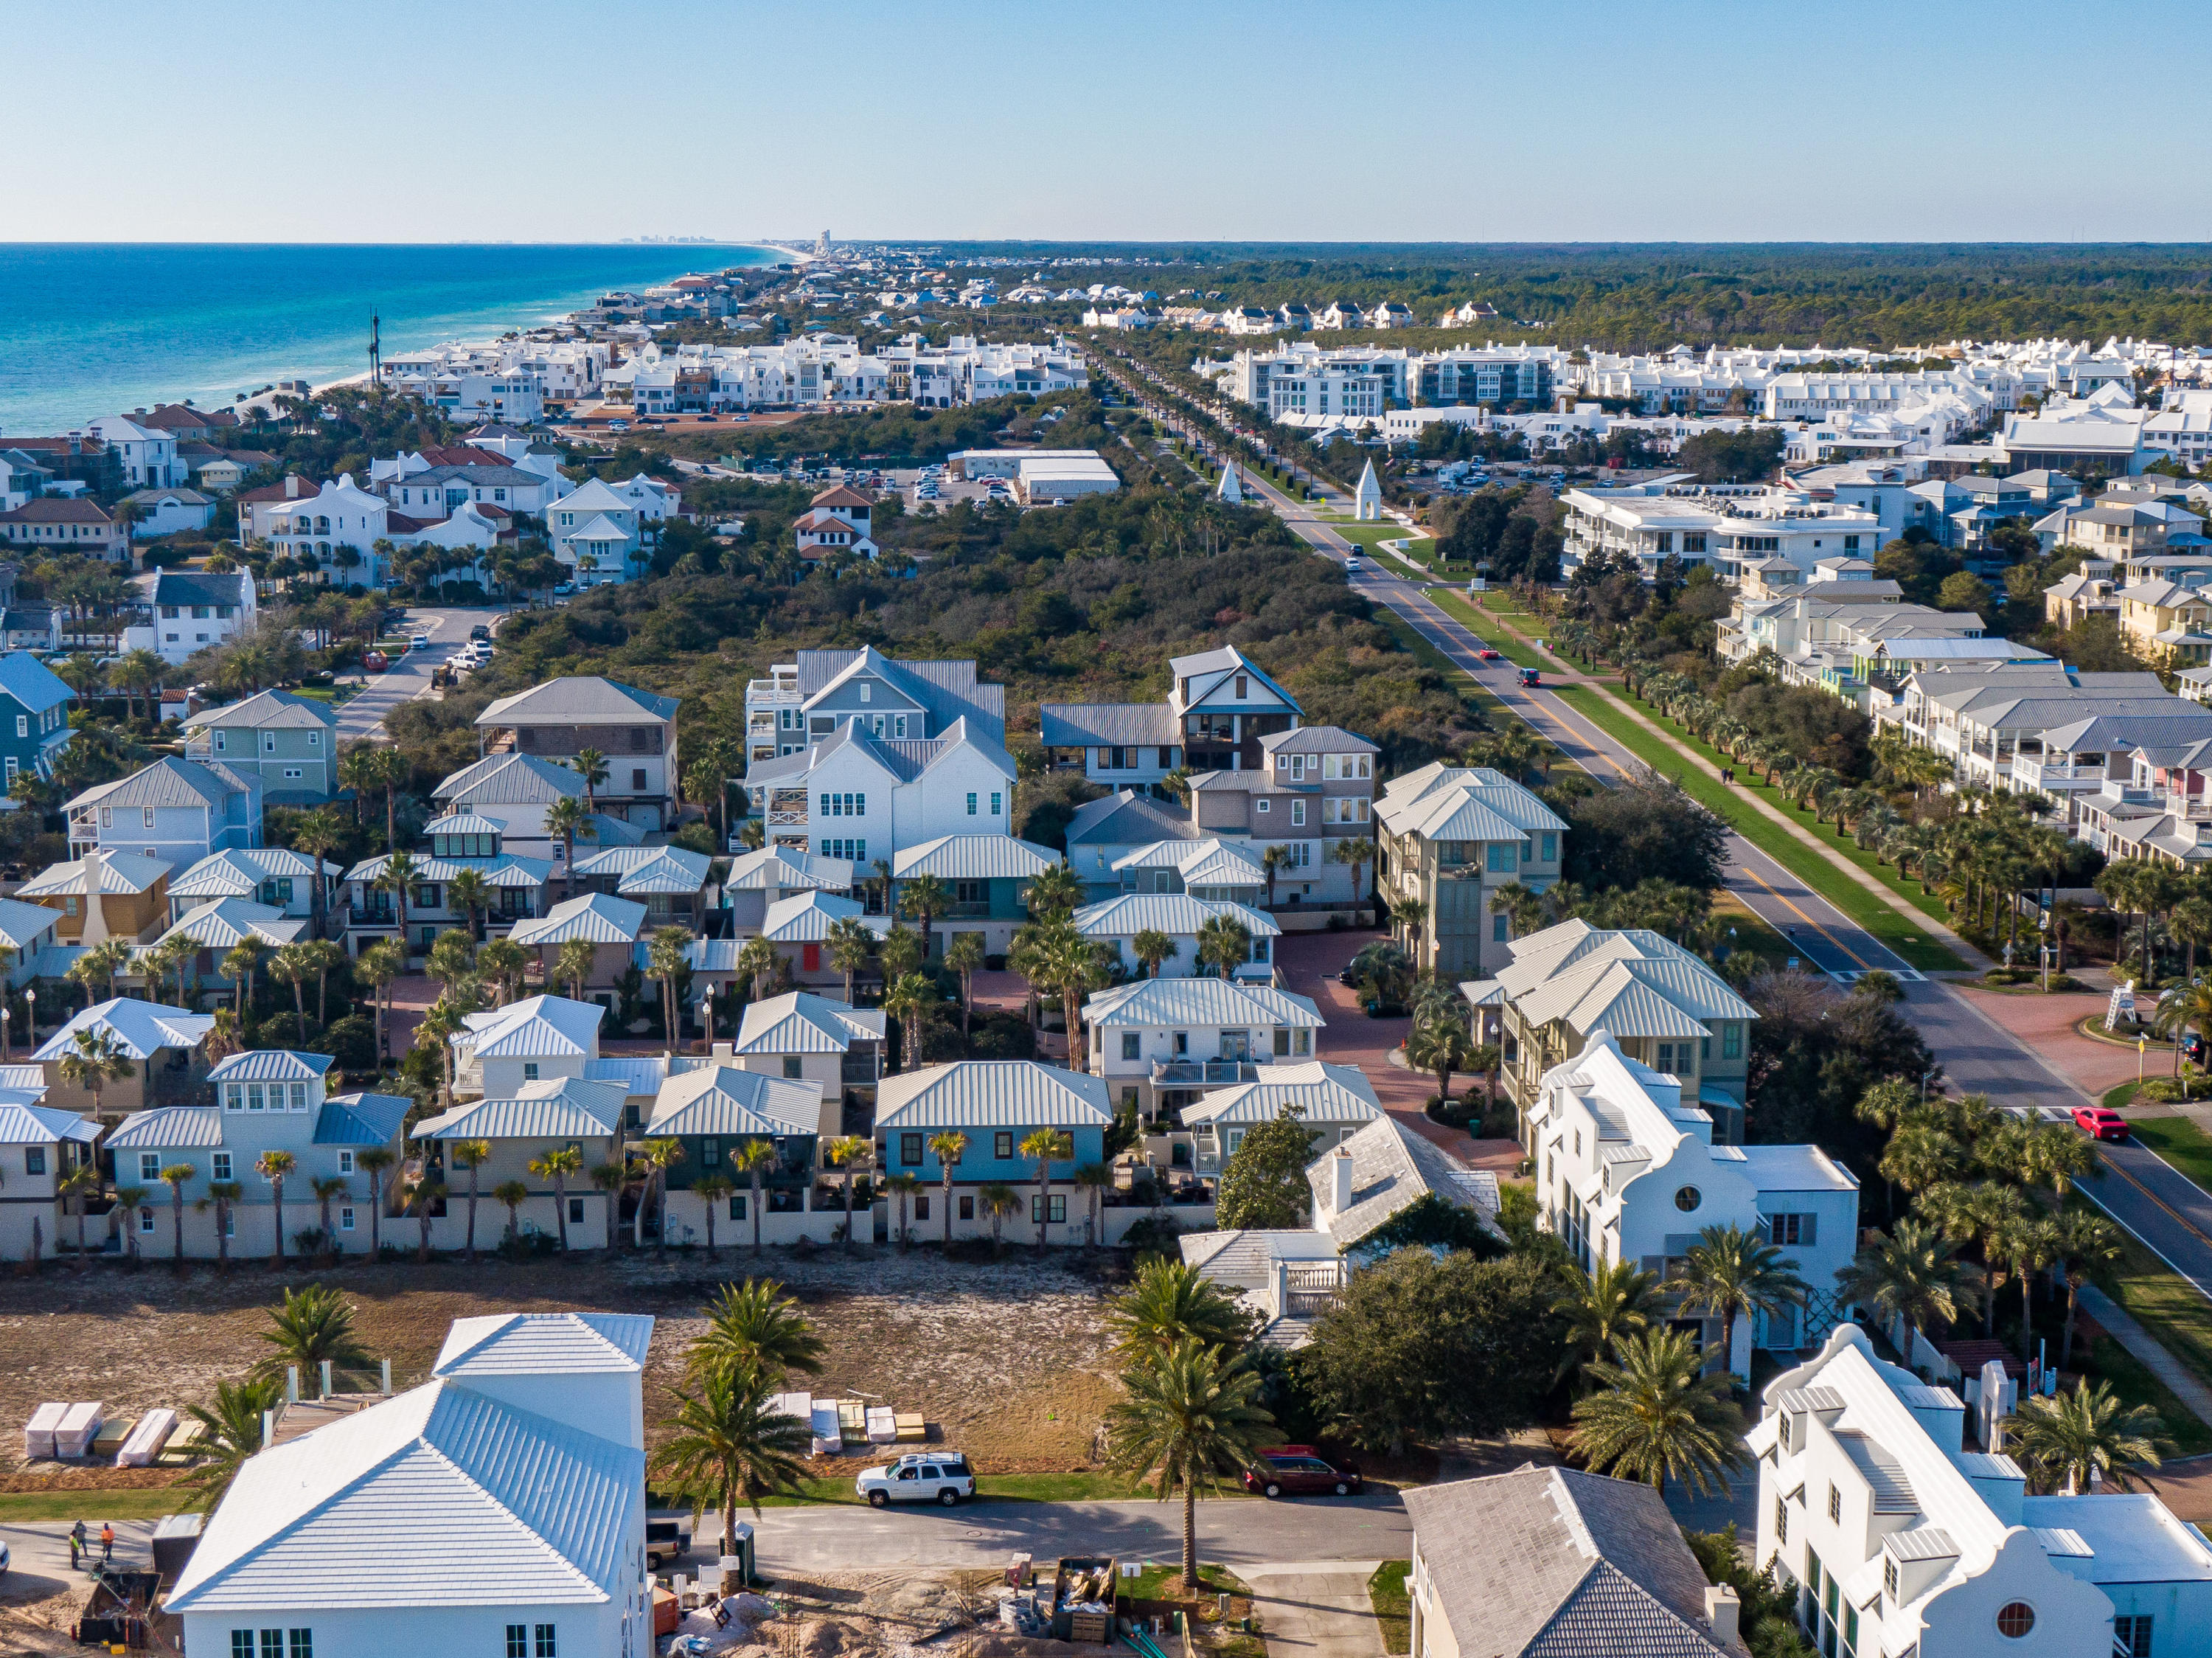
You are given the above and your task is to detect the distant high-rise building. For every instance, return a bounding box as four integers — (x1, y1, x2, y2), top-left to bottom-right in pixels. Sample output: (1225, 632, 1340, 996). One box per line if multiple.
(814, 229, 831, 259)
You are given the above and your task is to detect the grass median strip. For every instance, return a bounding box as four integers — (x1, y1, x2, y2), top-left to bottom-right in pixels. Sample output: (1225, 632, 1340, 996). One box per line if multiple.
(1550, 684, 1961, 972)
(1427, 589, 1548, 671)
(2075, 1184, 2212, 1401)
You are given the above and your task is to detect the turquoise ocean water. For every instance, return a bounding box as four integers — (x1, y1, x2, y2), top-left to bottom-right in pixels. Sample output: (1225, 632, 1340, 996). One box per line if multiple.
(0, 243, 782, 436)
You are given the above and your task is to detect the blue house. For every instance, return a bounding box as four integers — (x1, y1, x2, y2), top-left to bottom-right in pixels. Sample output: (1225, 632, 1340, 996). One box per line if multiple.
(872, 1060, 1113, 1245)
(0, 651, 73, 791)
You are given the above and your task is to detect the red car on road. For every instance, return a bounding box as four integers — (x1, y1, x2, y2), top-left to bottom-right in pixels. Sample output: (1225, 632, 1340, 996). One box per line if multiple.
(1244, 1446, 1362, 1499)
(1477, 648, 1502, 661)
(2072, 1105, 2128, 1142)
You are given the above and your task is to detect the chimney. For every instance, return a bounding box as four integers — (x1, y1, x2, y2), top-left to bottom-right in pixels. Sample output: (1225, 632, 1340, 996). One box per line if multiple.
(1329, 1146, 1354, 1214)
(1705, 1585, 1739, 1646)
(262, 1408, 275, 1447)
(77, 849, 110, 946)
(380, 1358, 392, 1393)
(285, 1366, 299, 1404)
(285, 474, 302, 499)
(712, 1041, 734, 1062)
(319, 1359, 333, 1397)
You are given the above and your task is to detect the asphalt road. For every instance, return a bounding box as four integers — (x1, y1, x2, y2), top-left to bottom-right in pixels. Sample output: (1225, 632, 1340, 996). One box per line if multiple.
(0, 1519, 154, 1604)
(333, 603, 507, 741)
(740, 1494, 1411, 1572)
(1098, 353, 2212, 1299)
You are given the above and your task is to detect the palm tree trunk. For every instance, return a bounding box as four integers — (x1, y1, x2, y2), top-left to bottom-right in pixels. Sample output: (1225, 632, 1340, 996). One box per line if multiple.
(944, 1176, 955, 1246)
(2062, 1274, 2081, 1370)
(753, 1171, 764, 1251)
(1182, 1482, 1198, 1592)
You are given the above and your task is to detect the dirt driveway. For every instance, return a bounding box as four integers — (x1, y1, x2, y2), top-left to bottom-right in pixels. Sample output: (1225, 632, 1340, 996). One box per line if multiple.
(0, 1245, 1128, 1493)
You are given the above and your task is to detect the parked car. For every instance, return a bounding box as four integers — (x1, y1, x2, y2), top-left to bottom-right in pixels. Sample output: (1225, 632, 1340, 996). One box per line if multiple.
(2071, 1105, 2129, 1142)
(855, 1451, 975, 1508)
(468, 625, 491, 642)
(1244, 1446, 1361, 1498)
(408, 635, 431, 651)
(608, 420, 630, 433)
(644, 1514, 691, 1572)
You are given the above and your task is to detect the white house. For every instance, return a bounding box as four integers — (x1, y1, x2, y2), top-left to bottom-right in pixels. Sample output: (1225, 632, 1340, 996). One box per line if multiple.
(1083, 974, 1323, 1126)
(545, 476, 675, 587)
(1179, 1060, 1382, 1170)
(432, 751, 644, 872)
(66, 756, 262, 868)
(126, 569, 257, 666)
(88, 414, 181, 488)
(744, 716, 1017, 867)
(1754, 1324, 2211, 1658)
(259, 474, 396, 588)
(167, 847, 331, 928)
(1072, 891, 1279, 981)
(1527, 1031, 1858, 1371)
(727, 991, 886, 1112)
(415, 1078, 627, 1249)
(121, 486, 216, 538)
(452, 995, 608, 1100)
(165, 1312, 655, 1658)
(0, 1095, 98, 1260)
(743, 647, 1006, 771)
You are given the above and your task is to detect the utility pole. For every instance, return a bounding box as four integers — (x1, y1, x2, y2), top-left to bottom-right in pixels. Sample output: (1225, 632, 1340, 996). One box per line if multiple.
(369, 313, 383, 395)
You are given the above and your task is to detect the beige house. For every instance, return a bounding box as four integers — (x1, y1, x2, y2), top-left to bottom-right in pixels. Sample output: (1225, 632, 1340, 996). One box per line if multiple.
(1186, 725, 1380, 909)
(18, 850, 172, 943)
(1474, 920, 1758, 1144)
(30, 997, 215, 1118)
(2117, 577, 2212, 667)
(1375, 764, 1567, 979)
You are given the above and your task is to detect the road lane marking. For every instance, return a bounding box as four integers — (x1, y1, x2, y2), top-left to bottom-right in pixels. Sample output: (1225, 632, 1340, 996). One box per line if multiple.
(1741, 867, 1877, 973)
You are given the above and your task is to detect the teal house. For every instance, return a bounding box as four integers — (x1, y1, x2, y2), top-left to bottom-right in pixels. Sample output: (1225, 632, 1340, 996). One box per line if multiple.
(890, 833, 1060, 958)
(0, 652, 73, 790)
(872, 1061, 1114, 1245)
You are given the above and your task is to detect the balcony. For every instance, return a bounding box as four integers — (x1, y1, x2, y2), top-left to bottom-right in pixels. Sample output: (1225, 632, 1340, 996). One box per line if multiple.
(1151, 1059, 1261, 1086)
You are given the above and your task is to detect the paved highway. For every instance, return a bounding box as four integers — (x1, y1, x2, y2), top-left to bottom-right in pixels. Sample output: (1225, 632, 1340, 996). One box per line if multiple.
(1100, 353, 2212, 1300)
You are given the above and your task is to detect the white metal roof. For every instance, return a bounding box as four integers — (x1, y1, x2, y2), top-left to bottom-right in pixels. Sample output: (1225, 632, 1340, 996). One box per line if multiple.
(509, 892, 648, 946)
(1073, 892, 1279, 940)
(434, 1311, 653, 1376)
(1083, 976, 1323, 1029)
(416, 1077, 625, 1140)
(30, 998, 215, 1061)
(874, 1060, 1113, 1131)
(723, 844, 853, 892)
(760, 889, 878, 943)
(164, 1374, 642, 1612)
(104, 1106, 227, 1150)
(0, 1098, 96, 1145)
(18, 852, 172, 897)
(460, 994, 605, 1058)
(732, 991, 885, 1054)
(207, 1050, 334, 1082)
(1181, 1061, 1382, 1126)
(167, 847, 328, 899)
(0, 895, 60, 951)
(155, 897, 306, 952)
(891, 833, 1059, 881)
(645, 1066, 822, 1138)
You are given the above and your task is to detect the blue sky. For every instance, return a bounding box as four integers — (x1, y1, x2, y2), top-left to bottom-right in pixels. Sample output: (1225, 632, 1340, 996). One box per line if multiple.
(13, 0, 2211, 243)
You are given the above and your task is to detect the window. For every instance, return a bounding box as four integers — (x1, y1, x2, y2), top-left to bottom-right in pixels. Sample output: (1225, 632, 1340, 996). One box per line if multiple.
(1722, 1023, 1743, 1059)
(340, 1206, 355, 1231)
(1032, 1194, 1067, 1224)
(1494, 913, 1509, 943)
(1882, 1556, 1896, 1600)
(1486, 842, 1517, 873)
(1256, 798, 1270, 814)
(991, 791, 1002, 816)
(140, 1207, 156, 1233)
(1775, 1495, 1787, 1546)
(1827, 1482, 1841, 1523)
(290, 1083, 307, 1111)
(782, 1055, 803, 1079)
(959, 1194, 975, 1220)
(994, 1131, 1014, 1160)
(902, 1133, 924, 1166)
(13, 715, 23, 739)
(533, 1626, 557, 1658)
(1234, 674, 1248, 698)
(1770, 1213, 1815, 1246)
(288, 1632, 313, 1658)
(1540, 832, 1556, 861)
(145, 807, 156, 828)
(967, 792, 978, 815)
(523, 1062, 540, 1081)
(2116, 1614, 2154, 1657)
(1994, 1603, 2034, 1640)
(1674, 1186, 1701, 1212)
(1290, 800, 1306, 826)
(213, 1152, 232, 1181)
(140, 1151, 161, 1182)
(914, 1194, 928, 1221)
(507, 1628, 529, 1658)
(1121, 1033, 1141, 1061)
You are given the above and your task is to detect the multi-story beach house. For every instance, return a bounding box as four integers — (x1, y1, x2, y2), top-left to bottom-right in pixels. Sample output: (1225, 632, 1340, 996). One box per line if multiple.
(1376, 763, 1568, 980)
(0, 651, 74, 789)
(125, 569, 257, 666)
(181, 688, 338, 804)
(1040, 645, 1297, 791)
(66, 757, 262, 869)
(475, 676, 681, 833)
(743, 648, 1006, 769)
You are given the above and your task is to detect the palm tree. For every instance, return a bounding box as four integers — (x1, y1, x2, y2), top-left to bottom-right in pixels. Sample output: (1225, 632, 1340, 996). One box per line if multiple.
(529, 1146, 584, 1252)
(372, 850, 420, 954)
(825, 915, 876, 1006)
(876, 922, 923, 984)
(883, 1170, 921, 1248)
(1992, 1212, 2059, 1365)
(882, 971, 937, 1070)
(257, 1284, 369, 1396)
(1132, 928, 1178, 980)
(111, 1184, 146, 1268)
(270, 943, 315, 1037)
(217, 937, 263, 1016)
(356, 1145, 396, 1256)
(731, 1139, 779, 1252)
(289, 808, 347, 940)
(1074, 1160, 1113, 1246)
(1196, 913, 1253, 982)
(930, 1131, 970, 1246)
(1105, 1337, 1277, 1591)
(555, 935, 598, 1002)
(634, 1137, 685, 1253)
(690, 1277, 827, 1387)
(1260, 843, 1293, 907)
(944, 932, 987, 1050)
(571, 746, 609, 808)
(1106, 1258, 1253, 1355)
(545, 795, 590, 901)
(1879, 1123, 1964, 1209)
(1570, 1328, 1749, 1497)
(693, 1174, 736, 1252)
(198, 1179, 244, 1271)
(2010, 1378, 2173, 1494)
(979, 1182, 1021, 1254)
(1329, 836, 1375, 924)
(1026, 861, 1085, 919)
(309, 1176, 349, 1259)
(1837, 1218, 1985, 1358)
(1405, 1010, 1475, 1105)
(340, 744, 408, 852)
(448, 1140, 492, 1260)
(2047, 1210, 2123, 1370)
(357, 938, 406, 1066)
(650, 1366, 811, 1565)
(898, 873, 950, 958)
(478, 936, 527, 1006)
(1037, 926, 1110, 1068)
(1020, 1128, 1066, 1254)
(825, 1135, 871, 1251)
(648, 925, 696, 1045)
(410, 1175, 446, 1263)
(177, 1373, 284, 1512)
(1554, 1257, 1661, 1386)
(1672, 1224, 1808, 1382)
(492, 1179, 529, 1245)
(445, 867, 493, 943)
(58, 1026, 135, 1121)
(160, 1162, 195, 1272)
(1388, 893, 1427, 963)
(255, 1150, 296, 1263)
(736, 934, 781, 1002)
(58, 1162, 100, 1272)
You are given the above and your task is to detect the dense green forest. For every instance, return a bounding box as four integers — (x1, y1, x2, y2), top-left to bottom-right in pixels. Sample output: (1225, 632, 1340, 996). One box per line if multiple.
(930, 242, 2212, 350)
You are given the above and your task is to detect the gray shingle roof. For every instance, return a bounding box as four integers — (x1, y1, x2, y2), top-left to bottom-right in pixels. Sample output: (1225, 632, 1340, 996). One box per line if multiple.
(151, 571, 251, 608)
(1400, 1467, 1736, 1658)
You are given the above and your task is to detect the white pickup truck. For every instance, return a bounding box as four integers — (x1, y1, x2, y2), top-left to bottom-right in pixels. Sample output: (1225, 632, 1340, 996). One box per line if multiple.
(855, 1451, 975, 1508)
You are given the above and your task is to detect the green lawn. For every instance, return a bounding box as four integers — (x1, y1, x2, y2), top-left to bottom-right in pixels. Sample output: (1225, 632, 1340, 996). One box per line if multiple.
(2124, 1116, 2212, 1192)
(0, 1488, 190, 1522)
(1428, 590, 1548, 670)
(1124, 1561, 1248, 1601)
(2071, 1187, 2212, 1398)
(2081, 1330, 2212, 1456)
(1369, 611, 1519, 726)
(1550, 685, 1961, 973)
(1368, 1562, 1411, 1654)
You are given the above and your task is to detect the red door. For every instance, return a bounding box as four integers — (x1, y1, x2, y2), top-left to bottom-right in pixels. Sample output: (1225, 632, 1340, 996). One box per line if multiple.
(801, 943, 821, 973)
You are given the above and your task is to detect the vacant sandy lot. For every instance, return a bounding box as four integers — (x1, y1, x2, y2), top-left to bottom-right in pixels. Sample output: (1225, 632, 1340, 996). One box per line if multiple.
(0, 1243, 1128, 1491)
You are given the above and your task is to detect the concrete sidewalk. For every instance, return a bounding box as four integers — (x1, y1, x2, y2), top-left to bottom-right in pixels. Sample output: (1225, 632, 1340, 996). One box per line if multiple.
(2079, 1286, 2212, 1429)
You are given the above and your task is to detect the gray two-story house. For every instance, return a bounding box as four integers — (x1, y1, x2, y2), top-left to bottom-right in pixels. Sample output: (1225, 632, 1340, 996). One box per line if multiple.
(1042, 645, 1299, 790)
(475, 676, 681, 831)
(1186, 725, 1379, 908)
(181, 688, 340, 805)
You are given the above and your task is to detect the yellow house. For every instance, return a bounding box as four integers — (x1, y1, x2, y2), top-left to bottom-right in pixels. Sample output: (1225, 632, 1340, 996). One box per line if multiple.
(2117, 578, 2212, 667)
(15, 850, 173, 944)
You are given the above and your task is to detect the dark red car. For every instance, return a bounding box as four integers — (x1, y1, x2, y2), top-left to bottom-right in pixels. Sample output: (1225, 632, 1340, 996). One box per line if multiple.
(2072, 1105, 2128, 1142)
(1244, 1446, 1362, 1498)
(1477, 648, 1502, 662)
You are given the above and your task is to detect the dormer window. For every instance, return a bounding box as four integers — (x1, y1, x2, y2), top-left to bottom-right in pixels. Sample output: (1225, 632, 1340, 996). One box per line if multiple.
(859, 682, 872, 704)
